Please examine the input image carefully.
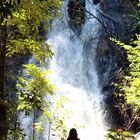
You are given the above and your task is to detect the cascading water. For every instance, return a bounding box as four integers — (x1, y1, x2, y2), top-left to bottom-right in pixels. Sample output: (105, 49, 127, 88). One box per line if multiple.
(45, 0, 107, 140)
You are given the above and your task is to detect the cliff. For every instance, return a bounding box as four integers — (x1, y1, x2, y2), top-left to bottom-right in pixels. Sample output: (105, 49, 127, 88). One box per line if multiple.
(97, 0, 139, 132)
(68, 0, 139, 132)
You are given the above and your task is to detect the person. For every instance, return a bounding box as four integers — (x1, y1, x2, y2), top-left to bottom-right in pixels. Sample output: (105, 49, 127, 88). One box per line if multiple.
(67, 128, 80, 140)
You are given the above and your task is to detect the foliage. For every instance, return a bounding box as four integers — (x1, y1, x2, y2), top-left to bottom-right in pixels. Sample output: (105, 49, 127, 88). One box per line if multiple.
(131, 0, 140, 31)
(105, 129, 136, 140)
(108, 0, 140, 132)
(50, 95, 70, 140)
(112, 35, 140, 110)
(7, 103, 23, 140)
(15, 64, 56, 139)
(16, 64, 55, 114)
(0, 0, 62, 139)
(34, 122, 44, 134)
(5, 0, 62, 64)
(37, 95, 70, 140)
(15, 65, 70, 139)
(111, 35, 140, 130)
(0, 0, 14, 23)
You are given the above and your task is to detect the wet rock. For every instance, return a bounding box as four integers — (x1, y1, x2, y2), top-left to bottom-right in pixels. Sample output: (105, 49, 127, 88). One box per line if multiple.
(96, 0, 139, 133)
(67, 0, 86, 34)
(93, 0, 100, 5)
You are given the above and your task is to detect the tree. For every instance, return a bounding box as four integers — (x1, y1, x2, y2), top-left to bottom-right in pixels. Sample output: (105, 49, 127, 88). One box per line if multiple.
(0, 0, 62, 139)
(112, 35, 140, 131)
(0, 1, 14, 139)
(16, 64, 56, 139)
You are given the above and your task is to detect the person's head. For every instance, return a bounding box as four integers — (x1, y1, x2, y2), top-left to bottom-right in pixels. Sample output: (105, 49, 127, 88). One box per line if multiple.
(68, 128, 78, 139)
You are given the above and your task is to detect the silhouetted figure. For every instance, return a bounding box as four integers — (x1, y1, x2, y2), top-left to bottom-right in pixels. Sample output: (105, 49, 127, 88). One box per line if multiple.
(67, 128, 80, 140)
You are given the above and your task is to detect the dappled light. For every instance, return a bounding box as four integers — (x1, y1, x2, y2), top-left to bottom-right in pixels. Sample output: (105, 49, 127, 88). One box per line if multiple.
(0, 0, 139, 140)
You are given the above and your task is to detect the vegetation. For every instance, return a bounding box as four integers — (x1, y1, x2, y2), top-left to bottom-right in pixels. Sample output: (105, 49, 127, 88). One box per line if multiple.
(16, 64, 56, 139)
(111, 34, 140, 132)
(104, 1, 140, 138)
(0, 0, 140, 139)
(109, 0, 140, 134)
(0, 0, 62, 139)
(106, 128, 136, 140)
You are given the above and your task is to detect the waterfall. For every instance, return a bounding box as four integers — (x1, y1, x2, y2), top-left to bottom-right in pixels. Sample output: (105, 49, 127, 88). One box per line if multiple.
(45, 0, 107, 140)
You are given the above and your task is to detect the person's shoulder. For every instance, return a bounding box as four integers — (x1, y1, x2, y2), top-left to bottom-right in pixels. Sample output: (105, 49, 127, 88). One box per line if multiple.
(77, 139, 80, 140)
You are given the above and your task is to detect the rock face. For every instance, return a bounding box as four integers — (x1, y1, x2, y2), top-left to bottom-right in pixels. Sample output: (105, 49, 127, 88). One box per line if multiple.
(96, 0, 139, 132)
(67, 0, 86, 34)
(66, 0, 139, 132)
(93, 0, 100, 5)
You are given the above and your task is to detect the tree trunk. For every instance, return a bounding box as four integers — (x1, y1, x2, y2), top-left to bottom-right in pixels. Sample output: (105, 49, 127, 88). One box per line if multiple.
(33, 108, 36, 140)
(0, 24, 8, 140)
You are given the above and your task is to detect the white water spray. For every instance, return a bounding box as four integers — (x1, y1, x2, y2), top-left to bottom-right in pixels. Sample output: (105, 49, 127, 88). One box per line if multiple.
(45, 0, 107, 140)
